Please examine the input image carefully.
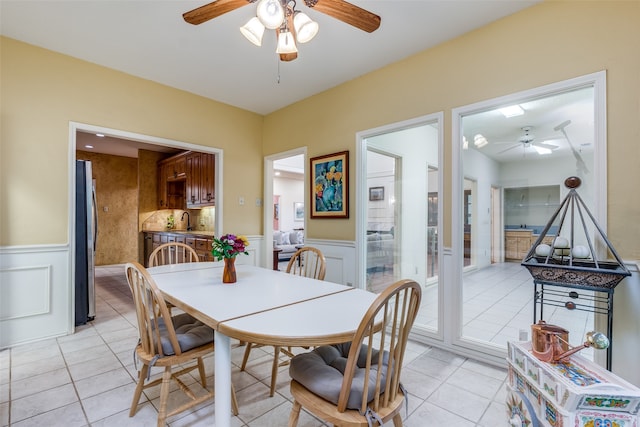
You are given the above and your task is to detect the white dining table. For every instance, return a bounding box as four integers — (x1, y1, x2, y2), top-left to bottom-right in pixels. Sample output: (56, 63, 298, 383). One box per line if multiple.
(147, 262, 378, 427)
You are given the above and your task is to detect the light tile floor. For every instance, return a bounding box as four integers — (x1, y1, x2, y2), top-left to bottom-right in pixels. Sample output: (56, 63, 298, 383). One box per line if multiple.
(371, 261, 597, 362)
(1, 264, 509, 426)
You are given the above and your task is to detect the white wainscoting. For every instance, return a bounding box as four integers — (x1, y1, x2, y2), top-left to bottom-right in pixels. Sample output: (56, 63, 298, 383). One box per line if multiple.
(0, 236, 355, 349)
(304, 239, 357, 287)
(237, 235, 263, 267)
(0, 244, 72, 349)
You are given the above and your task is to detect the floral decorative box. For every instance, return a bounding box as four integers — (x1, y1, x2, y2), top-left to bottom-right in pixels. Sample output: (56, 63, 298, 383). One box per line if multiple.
(507, 341, 640, 426)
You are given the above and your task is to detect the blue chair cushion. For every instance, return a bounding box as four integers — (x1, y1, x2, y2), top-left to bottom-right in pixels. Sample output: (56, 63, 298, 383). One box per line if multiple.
(289, 342, 389, 410)
(156, 313, 213, 356)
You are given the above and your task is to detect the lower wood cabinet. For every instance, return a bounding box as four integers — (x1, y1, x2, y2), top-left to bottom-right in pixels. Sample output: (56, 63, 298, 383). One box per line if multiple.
(505, 230, 554, 261)
(144, 231, 214, 264)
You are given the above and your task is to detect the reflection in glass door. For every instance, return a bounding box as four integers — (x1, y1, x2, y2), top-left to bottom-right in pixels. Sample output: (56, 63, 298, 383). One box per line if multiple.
(362, 118, 441, 334)
(454, 75, 604, 363)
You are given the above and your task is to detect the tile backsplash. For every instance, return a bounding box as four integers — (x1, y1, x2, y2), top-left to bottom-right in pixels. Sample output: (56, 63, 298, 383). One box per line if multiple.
(142, 207, 215, 232)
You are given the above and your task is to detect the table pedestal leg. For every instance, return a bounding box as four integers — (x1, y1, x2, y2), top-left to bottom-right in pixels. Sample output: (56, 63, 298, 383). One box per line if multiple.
(214, 332, 232, 427)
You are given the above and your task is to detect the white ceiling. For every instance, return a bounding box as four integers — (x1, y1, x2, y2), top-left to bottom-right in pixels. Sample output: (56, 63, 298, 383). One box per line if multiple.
(0, 0, 540, 115)
(6, 0, 592, 166)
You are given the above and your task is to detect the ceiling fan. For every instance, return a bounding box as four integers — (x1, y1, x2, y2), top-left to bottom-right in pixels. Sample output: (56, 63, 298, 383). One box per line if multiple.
(183, 0, 381, 61)
(496, 126, 559, 155)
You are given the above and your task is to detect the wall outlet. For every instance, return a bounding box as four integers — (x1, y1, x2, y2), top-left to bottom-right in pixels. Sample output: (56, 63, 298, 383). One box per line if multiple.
(255, 198, 263, 207)
(199, 217, 205, 226)
(238, 196, 245, 206)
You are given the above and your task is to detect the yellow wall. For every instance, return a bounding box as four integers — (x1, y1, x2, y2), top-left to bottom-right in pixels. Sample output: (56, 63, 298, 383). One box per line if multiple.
(264, 1, 640, 258)
(0, 37, 264, 246)
(1, 2, 639, 255)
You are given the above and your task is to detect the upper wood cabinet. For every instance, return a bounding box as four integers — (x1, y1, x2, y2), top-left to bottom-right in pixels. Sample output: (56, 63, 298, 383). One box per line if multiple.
(158, 154, 187, 209)
(186, 152, 215, 208)
(157, 151, 215, 209)
(164, 153, 187, 181)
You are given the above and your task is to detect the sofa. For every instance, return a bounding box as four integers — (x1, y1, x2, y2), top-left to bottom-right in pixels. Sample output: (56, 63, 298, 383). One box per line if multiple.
(366, 232, 394, 273)
(273, 230, 305, 261)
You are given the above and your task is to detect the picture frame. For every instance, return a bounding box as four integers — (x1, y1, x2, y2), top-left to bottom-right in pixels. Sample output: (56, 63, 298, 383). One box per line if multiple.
(369, 186, 384, 201)
(294, 202, 304, 221)
(310, 151, 349, 218)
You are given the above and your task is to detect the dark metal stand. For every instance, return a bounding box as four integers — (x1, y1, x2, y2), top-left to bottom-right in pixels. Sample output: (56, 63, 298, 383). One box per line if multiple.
(533, 280, 614, 370)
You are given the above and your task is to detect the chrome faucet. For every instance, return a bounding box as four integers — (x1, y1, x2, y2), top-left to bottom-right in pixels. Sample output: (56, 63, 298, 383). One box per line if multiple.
(181, 211, 192, 231)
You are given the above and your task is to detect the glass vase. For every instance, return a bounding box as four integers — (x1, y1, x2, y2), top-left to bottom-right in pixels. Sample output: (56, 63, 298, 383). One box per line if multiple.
(222, 257, 237, 284)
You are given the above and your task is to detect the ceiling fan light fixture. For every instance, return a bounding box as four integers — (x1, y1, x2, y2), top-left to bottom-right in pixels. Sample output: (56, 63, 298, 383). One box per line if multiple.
(256, 0, 285, 29)
(276, 29, 298, 54)
(474, 134, 488, 148)
(240, 17, 265, 46)
(293, 12, 319, 43)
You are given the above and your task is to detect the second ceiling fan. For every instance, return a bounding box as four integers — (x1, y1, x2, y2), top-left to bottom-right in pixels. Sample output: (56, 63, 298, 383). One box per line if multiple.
(183, 0, 381, 61)
(497, 126, 559, 156)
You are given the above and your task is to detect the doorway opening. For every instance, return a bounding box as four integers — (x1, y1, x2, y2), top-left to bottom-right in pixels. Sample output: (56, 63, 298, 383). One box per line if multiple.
(264, 149, 306, 270)
(70, 123, 223, 267)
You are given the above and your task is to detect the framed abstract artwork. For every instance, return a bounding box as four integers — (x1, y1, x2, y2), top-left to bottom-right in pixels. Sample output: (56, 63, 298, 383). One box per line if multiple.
(310, 151, 348, 218)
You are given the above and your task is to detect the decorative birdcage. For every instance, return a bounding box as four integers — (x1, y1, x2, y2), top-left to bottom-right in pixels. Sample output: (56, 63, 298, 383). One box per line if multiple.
(521, 176, 630, 291)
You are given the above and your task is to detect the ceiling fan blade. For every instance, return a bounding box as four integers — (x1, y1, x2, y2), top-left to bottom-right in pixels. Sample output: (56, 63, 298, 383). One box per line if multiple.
(498, 144, 521, 154)
(532, 142, 559, 150)
(183, 0, 249, 25)
(306, 0, 381, 33)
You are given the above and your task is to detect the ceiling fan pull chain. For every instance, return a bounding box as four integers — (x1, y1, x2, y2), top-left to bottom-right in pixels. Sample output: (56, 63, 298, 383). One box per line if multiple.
(277, 57, 281, 84)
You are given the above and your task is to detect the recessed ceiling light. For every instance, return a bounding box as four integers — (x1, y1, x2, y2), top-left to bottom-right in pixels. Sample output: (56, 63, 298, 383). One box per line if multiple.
(85, 145, 94, 149)
(499, 105, 524, 118)
(96, 133, 105, 137)
(275, 171, 281, 176)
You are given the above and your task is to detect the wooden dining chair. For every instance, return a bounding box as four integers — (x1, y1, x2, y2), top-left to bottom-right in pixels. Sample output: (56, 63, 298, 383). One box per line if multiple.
(240, 246, 327, 397)
(148, 241, 199, 267)
(287, 279, 422, 427)
(125, 262, 239, 427)
(285, 246, 326, 280)
(148, 242, 199, 314)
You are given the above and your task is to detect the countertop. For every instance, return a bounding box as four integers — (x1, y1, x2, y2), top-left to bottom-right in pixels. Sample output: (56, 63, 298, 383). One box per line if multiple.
(144, 230, 216, 237)
(505, 228, 554, 237)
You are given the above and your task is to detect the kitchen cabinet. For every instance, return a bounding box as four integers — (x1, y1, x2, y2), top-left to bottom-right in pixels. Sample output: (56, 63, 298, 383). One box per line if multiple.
(186, 152, 215, 208)
(163, 153, 187, 181)
(505, 230, 554, 260)
(158, 154, 187, 209)
(157, 151, 215, 209)
(158, 151, 218, 209)
(144, 231, 215, 265)
(505, 230, 534, 260)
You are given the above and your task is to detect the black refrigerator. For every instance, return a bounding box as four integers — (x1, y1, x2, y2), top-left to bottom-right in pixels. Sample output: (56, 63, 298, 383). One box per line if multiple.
(75, 160, 97, 325)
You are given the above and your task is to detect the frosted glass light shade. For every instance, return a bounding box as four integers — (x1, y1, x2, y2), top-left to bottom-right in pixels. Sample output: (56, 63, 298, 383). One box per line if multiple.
(293, 12, 318, 43)
(240, 17, 265, 46)
(474, 134, 488, 148)
(256, 0, 284, 29)
(276, 30, 297, 54)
